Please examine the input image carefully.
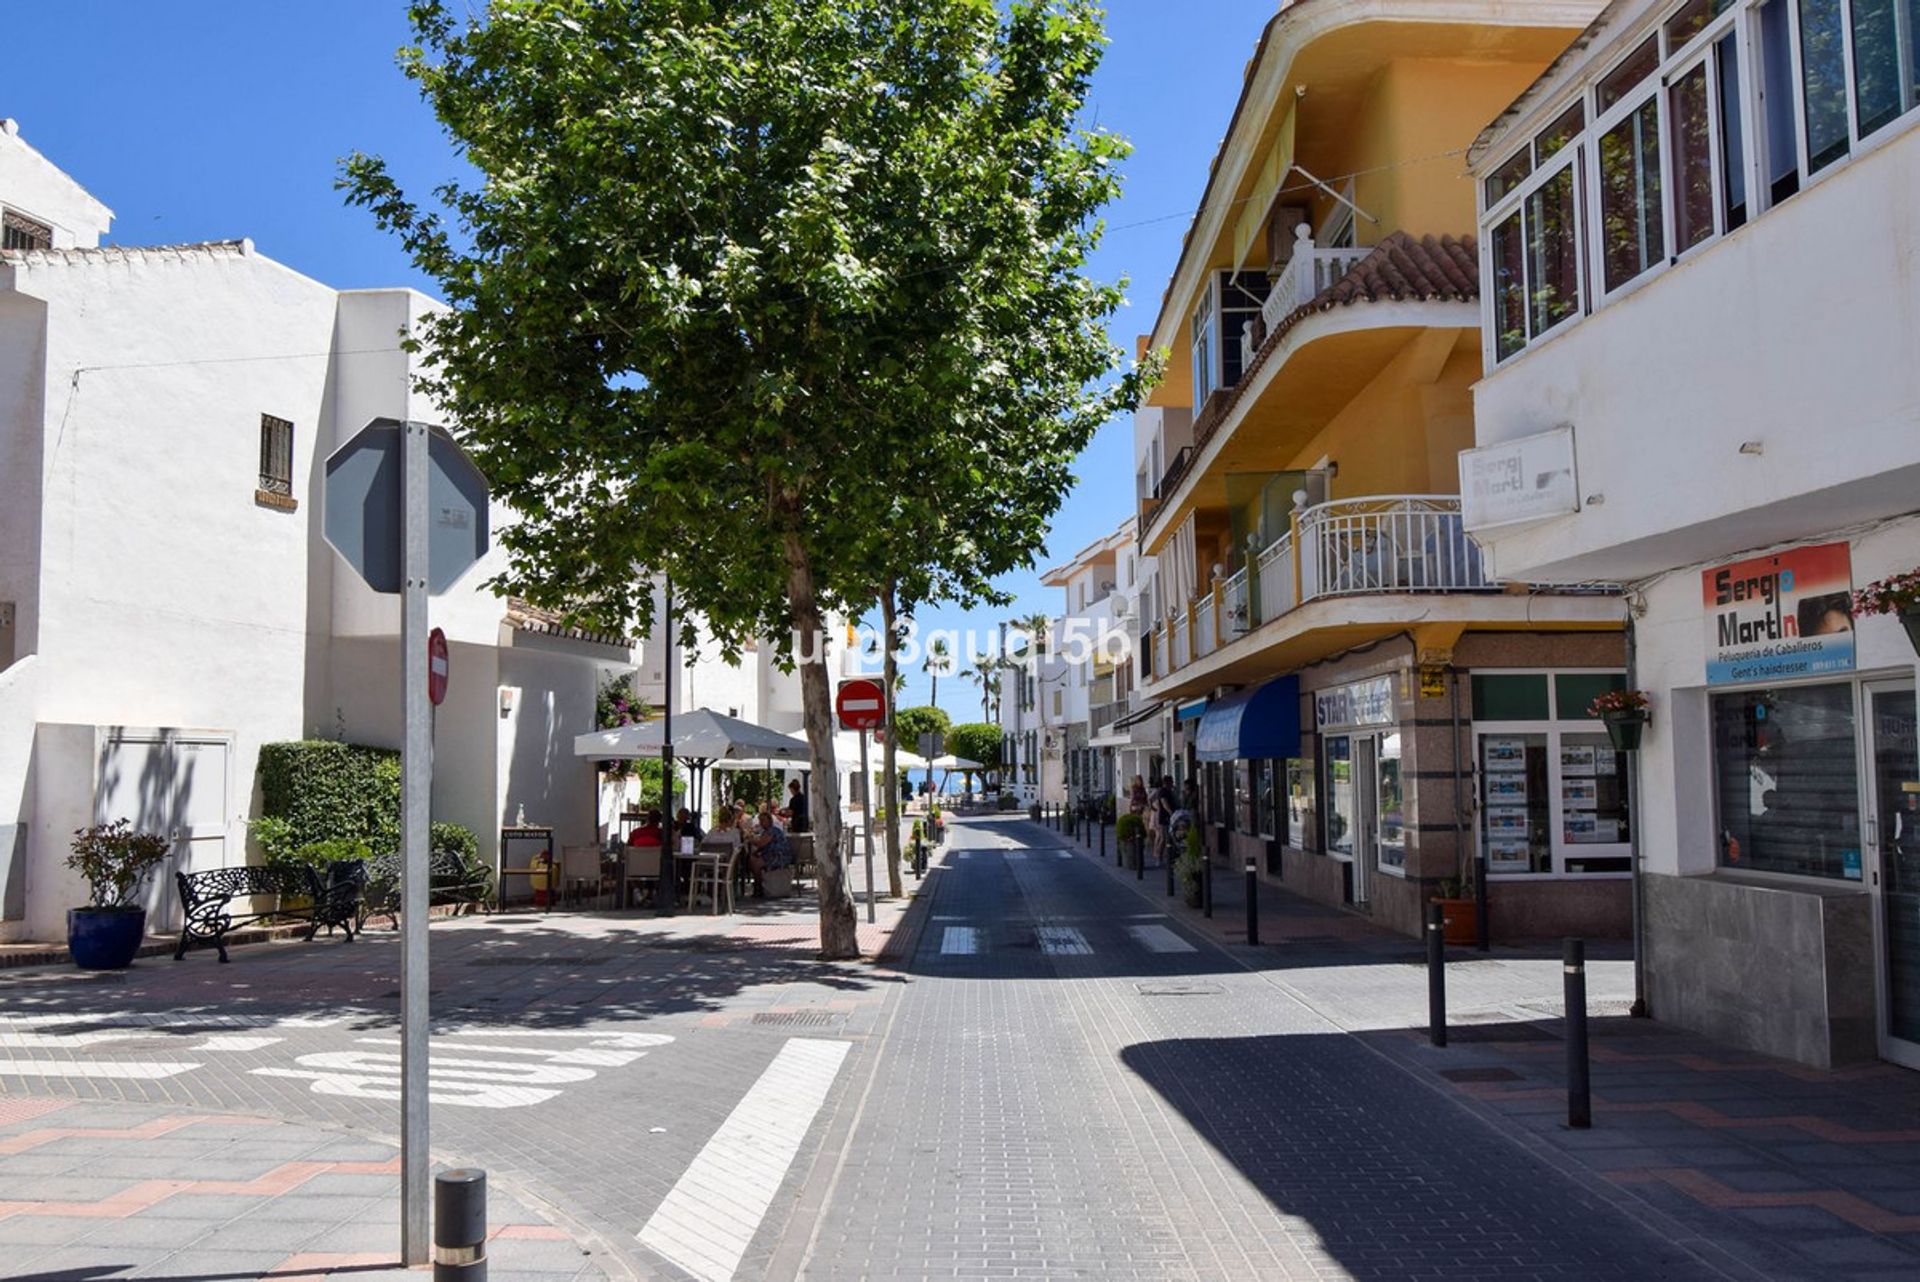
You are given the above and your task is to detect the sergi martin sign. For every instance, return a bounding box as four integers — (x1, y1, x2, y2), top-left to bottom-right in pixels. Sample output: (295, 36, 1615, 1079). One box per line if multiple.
(1703, 543, 1855, 685)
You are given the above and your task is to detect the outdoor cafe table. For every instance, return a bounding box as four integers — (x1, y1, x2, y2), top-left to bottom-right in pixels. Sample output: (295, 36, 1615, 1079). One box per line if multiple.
(676, 844, 744, 914)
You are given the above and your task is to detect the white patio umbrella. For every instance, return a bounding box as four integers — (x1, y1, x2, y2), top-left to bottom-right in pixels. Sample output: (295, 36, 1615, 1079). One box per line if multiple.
(575, 707, 812, 819)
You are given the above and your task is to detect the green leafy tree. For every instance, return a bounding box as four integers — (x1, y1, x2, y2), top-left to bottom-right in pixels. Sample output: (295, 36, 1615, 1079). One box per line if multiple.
(343, 0, 1152, 957)
(945, 721, 1001, 793)
(893, 705, 952, 756)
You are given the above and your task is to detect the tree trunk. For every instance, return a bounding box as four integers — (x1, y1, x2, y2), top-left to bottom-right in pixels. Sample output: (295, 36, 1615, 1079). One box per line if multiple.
(880, 585, 904, 897)
(784, 532, 859, 960)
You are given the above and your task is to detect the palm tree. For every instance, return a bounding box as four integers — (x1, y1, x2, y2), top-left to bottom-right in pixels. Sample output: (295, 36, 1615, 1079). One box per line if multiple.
(924, 636, 952, 713)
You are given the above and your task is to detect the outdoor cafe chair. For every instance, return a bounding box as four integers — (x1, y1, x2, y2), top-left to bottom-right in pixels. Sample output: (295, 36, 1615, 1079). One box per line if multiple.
(690, 848, 739, 916)
(560, 844, 609, 907)
(622, 844, 661, 908)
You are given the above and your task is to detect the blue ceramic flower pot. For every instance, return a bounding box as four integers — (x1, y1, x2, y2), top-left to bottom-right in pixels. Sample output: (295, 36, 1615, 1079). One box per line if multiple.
(68, 907, 147, 970)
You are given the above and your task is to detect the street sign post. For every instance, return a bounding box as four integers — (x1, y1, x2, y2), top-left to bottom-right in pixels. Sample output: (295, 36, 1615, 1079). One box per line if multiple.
(836, 679, 887, 924)
(323, 419, 488, 1268)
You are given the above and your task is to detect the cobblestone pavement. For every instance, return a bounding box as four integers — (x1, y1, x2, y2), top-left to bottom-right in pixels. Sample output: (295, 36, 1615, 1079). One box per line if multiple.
(8, 815, 1920, 1279)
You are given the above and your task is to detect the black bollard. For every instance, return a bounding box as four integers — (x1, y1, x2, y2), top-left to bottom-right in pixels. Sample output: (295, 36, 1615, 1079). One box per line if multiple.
(1201, 852, 1213, 918)
(913, 832, 924, 879)
(1165, 837, 1175, 897)
(1565, 938, 1591, 1128)
(1245, 859, 1259, 946)
(434, 1168, 487, 1280)
(1135, 832, 1144, 881)
(1427, 902, 1447, 1048)
(1099, 817, 1106, 860)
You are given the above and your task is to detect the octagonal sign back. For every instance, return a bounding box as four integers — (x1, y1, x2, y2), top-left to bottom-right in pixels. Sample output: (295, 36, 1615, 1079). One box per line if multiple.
(323, 418, 490, 595)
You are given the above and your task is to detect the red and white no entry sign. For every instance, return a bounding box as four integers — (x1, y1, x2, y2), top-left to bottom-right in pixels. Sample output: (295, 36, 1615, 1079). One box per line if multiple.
(427, 627, 450, 706)
(835, 678, 886, 731)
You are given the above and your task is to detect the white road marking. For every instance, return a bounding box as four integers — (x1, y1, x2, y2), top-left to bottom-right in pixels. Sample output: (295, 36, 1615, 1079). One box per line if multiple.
(940, 927, 979, 955)
(0, 1059, 202, 1080)
(1003, 851, 1026, 861)
(1056, 851, 1073, 860)
(1127, 924, 1197, 954)
(1036, 926, 1092, 955)
(195, 1034, 284, 1052)
(252, 1030, 672, 1110)
(639, 1038, 850, 1282)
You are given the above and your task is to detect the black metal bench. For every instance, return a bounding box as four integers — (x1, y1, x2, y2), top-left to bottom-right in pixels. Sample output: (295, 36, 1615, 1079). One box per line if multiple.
(357, 850, 493, 929)
(174, 862, 365, 963)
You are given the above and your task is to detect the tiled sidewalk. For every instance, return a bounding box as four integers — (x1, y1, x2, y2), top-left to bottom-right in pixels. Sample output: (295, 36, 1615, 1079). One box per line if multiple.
(1034, 813, 1920, 1280)
(0, 1097, 603, 1280)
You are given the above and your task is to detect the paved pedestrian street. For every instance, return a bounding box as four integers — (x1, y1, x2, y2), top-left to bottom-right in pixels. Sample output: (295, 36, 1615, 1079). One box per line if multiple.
(6, 815, 1920, 1279)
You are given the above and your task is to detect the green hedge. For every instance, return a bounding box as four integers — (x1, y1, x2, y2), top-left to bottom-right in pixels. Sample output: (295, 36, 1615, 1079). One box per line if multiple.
(259, 740, 401, 854)
(256, 741, 479, 871)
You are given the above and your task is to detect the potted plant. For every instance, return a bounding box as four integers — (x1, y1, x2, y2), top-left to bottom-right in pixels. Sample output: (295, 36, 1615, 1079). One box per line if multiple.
(1853, 570, 1920, 656)
(1175, 826, 1206, 908)
(1590, 688, 1651, 751)
(66, 820, 171, 970)
(1431, 875, 1478, 947)
(1116, 813, 1145, 869)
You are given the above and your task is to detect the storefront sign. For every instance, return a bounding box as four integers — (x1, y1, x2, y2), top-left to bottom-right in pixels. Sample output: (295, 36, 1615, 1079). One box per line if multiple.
(1315, 676, 1396, 729)
(1458, 426, 1578, 531)
(1702, 543, 1855, 685)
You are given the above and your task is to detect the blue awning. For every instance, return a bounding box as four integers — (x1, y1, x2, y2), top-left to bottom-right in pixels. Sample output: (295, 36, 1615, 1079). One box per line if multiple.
(1174, 699, 1210, 723)
(1194, 676, 1302, 762)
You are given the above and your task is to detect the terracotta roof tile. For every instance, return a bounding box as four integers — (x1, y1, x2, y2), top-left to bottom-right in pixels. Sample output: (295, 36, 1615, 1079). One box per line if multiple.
(505, 598, 635, 648)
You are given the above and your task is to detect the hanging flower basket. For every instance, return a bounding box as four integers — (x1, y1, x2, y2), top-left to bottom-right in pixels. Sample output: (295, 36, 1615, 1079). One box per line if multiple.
(1590, 689, 1651, 752)
(1853, 571, 1920, 658)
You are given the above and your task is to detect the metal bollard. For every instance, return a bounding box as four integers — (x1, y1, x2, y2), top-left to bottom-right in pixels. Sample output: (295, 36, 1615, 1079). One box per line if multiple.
(434, 1168, 487, 1280)
(913, 832, 924, 879)
(1565, 938, 1591, 1128)
(1099, 818, 1106, 860)
(1165, 839, 1175, 897)
(1135, 832, 1144, 881)
(1245, 859, 1259, 946)
(1427, 902, 1447, 1048)
(1201, 853, 1213, 918)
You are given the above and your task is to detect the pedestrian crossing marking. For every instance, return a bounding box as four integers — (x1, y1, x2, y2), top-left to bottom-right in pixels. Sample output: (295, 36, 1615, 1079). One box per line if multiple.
(940, 927, 979, 955)
(639, 1038, 850, 1281)
(1055, 851, 1073, 859)
(1003, 851, 1026, 861)
(1036, 926, 1092, 955)
(1127, 924, 1197, 954)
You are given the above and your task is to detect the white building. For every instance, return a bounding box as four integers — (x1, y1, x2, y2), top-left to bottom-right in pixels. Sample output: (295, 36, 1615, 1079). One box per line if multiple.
(0, 124, 642, 943)
(997, 621, 1066, 808)
(1040, 525, 1145, 803)
(1463, 1, 1920, 1068)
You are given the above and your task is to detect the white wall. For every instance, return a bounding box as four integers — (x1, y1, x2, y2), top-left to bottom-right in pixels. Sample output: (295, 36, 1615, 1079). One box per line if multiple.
(0, 121, 111, 249)
(1471, 125, 1920, 585)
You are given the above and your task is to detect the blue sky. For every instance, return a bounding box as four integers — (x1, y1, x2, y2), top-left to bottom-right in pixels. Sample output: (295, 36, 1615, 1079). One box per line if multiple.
(2, 1, 1272, 720)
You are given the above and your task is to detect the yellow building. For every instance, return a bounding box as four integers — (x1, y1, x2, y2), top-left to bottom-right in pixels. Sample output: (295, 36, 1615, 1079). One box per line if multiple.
(1136, 0, 1627, 941)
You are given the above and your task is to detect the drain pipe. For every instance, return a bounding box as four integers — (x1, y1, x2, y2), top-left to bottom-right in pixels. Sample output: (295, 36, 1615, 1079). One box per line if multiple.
(1627, 607, 1649, 1019)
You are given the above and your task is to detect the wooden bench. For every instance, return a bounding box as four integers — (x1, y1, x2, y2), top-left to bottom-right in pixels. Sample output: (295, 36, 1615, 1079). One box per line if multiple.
(174, 862, 365, 963)
(358, 850, 493, 929)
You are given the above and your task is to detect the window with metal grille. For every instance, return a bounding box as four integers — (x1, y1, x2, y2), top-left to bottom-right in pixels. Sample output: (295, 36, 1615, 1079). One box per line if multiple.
(258, 414, 294, 495)
(1, 209, 53, 251)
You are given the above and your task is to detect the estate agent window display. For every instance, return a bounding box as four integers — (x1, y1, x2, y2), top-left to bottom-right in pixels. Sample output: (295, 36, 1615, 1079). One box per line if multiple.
(1471, 671, 1634, 878)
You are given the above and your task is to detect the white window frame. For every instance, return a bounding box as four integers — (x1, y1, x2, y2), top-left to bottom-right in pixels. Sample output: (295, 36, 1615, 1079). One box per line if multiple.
(1471, 669, 1635, 881)
(1480, 134, 1588, 364)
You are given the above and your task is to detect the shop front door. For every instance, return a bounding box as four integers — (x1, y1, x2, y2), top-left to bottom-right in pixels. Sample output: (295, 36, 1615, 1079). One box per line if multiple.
(1352, 736, 1377, 907)
(1867, 683, 1920, 1068)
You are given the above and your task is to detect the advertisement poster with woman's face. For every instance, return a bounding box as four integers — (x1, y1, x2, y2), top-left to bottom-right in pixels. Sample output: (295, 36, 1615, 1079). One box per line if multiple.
(1703, 543, 1855, 685)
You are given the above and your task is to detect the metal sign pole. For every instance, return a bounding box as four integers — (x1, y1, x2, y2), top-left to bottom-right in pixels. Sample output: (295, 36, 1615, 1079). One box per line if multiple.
(399, 420, 431, 1266)
(859, 729, 876, 924)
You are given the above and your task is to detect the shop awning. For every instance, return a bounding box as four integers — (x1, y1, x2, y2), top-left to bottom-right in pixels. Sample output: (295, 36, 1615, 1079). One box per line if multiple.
(1194, 676, 1301, 762)
(1174, 699, 1210, 723)
(1113, 701, 1164, 731)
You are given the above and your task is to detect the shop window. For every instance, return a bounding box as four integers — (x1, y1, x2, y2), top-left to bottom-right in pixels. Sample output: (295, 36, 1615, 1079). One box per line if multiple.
(1250, 758, 1275, 838)
(1482, 733, 1553, 873)
(1473, 674, 1550, 721)
(1377, 733, 1406, 870)
(1561, 734, 1632, 872)
(1286, 759, 1316, 849)
(1324, 737, 1355, 858)
(1712, 683, 1863, 880)
(1229, 759, 1249, 835)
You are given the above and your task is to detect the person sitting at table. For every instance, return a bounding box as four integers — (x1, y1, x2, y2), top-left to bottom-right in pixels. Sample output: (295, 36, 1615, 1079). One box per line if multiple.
(674, 807, 705, 849)
(746, 811, 792, 899)
(627, 810, 663, 848)
(780, 778, 810, 834)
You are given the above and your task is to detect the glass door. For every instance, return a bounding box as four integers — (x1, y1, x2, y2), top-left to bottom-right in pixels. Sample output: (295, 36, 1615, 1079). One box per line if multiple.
(1867, 683, 1920, 1068)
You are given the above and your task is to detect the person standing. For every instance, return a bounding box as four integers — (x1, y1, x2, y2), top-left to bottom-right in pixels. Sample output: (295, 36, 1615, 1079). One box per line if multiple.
(1151, 776, 1176, 865)
(781, 777, 810, 834)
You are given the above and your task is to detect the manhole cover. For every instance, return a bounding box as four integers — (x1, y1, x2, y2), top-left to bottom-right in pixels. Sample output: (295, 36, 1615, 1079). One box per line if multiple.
(1135, 981, 1225, 996)
(1439, 1066, 1523, 1083)
(749, 1012, 841, 1029)
(466, 955, 609, 967)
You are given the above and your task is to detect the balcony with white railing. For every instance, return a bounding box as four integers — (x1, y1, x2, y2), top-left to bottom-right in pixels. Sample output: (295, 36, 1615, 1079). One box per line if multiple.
(1194, 591, 1217, 659)
(1260, 226, 1373, 332)
(1154, 496, 1516, 686)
